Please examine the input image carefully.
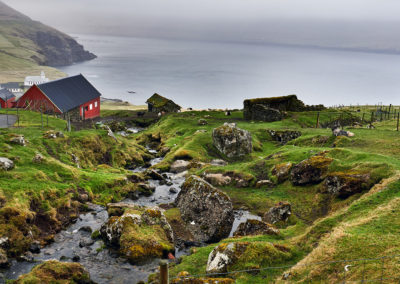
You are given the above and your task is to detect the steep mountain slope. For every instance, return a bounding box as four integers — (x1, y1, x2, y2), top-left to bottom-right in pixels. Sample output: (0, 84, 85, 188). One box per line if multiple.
(0, 1, 95, 67)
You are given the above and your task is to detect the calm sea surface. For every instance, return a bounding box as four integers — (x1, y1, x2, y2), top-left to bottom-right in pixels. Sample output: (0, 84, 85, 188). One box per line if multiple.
(59, 34, 400, 109)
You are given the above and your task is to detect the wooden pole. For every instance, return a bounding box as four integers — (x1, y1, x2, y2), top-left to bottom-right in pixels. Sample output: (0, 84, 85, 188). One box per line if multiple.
(17, 107, 19, 127)
(159, 260, 169, 284)
(362, 113, 365, 123)
(316, 112, 320, 128)
(370, 112, 374, 128)
(397, 113, 399, 132)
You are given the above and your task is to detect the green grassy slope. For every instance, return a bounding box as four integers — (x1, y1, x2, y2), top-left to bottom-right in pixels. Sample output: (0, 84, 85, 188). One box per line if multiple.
(135, 109, 400, 283)
(0, 1, 94, 83)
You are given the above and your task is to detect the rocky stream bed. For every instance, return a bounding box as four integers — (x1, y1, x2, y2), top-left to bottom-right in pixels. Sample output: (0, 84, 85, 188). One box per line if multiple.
(0, 150, 260, 284)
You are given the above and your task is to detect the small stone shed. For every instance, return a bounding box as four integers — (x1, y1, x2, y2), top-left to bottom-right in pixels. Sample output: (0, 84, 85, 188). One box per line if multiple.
(146, 93, 181, 113)
(243, 95, 325, 121)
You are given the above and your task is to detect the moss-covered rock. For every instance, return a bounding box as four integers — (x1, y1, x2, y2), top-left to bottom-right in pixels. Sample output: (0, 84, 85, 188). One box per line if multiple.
(100, 205, 174, 263)
(206, 241, 292, 275)
(175, 176, 234, 243)
(272, 162, 292, 183)
(322, 171, 372, 198)
(212, 123, 252, 158)
(291, 154, 333, 185)
(233, 219, 279, 237)
(262, 201, 292, 225)
(14, 260, 92, 283)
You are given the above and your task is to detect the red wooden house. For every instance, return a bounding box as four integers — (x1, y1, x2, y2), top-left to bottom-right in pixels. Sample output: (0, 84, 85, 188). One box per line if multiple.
(0, 88, 16, 108)
(16, 74, 101, 120)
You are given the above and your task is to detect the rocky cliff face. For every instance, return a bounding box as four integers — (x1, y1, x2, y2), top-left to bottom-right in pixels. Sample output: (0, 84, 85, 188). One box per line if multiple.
(0, 1, 96, 67)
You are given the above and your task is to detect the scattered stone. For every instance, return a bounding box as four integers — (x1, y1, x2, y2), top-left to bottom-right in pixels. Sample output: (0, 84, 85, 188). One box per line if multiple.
(203, 173, 232, 186)
(32, 153, 44, 163)
(29, 241, 41, 254)
(170, 160, 191, 173)
(71, 153, 80, 168)
(159, 146, 171, 156)
(169, 187, 178, 194)
(0, 237, 9, 248)
(79, 226, 93, 233)
(44, 249, 55, 255)
(0, 248, 9, 268)
(332, 128, 354, 137)
(19, 251, 34, 262)
(233, 219, 279, 237)
(263, 202, 291, 224)
(268, 130, 302, 145)
(72, 255, 80, 262)
(10, 135, 26, 146)
(212, 123, 252, 158)
(206, 242, 249, 274)
(79, 238, 95, 248)
(198, 119, 208, 125)
(323, 172, 371, 198)
(272, 162, 292, 183)
(0, 157, 14, 171)
(56, 131, 65, 138)
(175, 175, 234, 243)
(291, 154, 332, 185)
(210, 159, 227, 166)
(145, 169, 164, 181)
(256, 180, 274, 188)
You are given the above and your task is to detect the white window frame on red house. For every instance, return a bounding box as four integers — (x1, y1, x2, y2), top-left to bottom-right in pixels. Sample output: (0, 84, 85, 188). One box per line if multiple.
(89, 103, 93, 110)
(95, 101, 98, 108)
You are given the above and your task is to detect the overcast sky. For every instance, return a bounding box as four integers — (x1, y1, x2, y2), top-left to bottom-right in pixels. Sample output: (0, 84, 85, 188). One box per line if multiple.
(3, 0, 400, 50)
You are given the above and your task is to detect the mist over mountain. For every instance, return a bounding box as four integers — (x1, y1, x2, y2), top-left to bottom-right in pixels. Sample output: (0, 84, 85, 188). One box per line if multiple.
(0, 0, 95, 67)
(3, 0, 400, 54)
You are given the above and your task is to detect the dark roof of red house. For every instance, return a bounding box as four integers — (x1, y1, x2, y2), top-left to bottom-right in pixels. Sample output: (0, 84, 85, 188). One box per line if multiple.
(36, 74, 101, 112)
(0, 88, 15, 101)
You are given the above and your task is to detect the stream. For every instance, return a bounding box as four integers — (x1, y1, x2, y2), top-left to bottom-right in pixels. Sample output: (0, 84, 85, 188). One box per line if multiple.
(0, 146, 260, 284)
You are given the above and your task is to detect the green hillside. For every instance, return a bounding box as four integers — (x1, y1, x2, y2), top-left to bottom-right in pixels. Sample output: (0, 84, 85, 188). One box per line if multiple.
(0, 1, 95, 83)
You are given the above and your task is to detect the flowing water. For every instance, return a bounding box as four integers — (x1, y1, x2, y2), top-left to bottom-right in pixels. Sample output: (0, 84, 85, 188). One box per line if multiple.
(0, 152, 260, 283)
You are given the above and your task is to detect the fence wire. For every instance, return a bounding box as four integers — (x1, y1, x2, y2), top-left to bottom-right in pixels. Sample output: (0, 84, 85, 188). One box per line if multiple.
(170, 253, 400, 283)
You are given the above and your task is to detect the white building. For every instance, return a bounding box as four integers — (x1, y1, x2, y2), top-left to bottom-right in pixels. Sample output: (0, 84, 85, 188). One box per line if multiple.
(24, 71, 50, 86)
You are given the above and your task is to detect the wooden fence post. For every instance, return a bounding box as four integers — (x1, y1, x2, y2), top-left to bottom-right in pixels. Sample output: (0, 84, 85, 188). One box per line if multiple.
(362, 113, 365, 123)
(370, 112, 374, 128)
(397, 113, 399, 132)
(316, 112, 320, 128)
(159, 260, 169, 284)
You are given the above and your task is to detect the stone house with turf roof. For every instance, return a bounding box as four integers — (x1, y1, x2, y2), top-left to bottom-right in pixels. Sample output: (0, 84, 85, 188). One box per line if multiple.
(146, 93, 181, 113)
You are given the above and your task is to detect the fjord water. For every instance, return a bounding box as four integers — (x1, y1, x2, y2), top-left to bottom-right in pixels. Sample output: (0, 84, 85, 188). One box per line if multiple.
(60, 34, 400, 109)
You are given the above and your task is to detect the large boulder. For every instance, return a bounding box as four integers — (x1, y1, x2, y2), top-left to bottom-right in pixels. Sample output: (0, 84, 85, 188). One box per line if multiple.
(290, 154, 333, 185)
(14, 260, 92, 283)
(212, 123, 252, 158)
(268, 130, 302, 145)
(170, 160, 191, 173)
(175, 175, 234, 243)
(0, 157, 14, 171)
(322, 172, 371, 198)
(233, 219, 279, 237)
(263, 202, 292, 224)
(100, 205, 174, 263)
